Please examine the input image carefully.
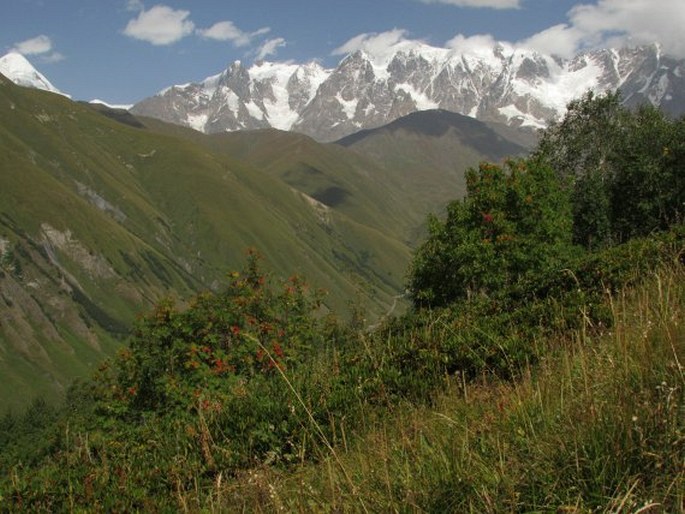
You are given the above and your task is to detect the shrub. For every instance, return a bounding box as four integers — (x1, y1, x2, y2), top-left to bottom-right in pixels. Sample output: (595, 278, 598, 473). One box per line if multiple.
(408, 159, 577, 308)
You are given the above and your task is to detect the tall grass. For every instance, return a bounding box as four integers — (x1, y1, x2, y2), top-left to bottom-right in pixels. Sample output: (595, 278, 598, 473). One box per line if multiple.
(219, 263, 685, 512)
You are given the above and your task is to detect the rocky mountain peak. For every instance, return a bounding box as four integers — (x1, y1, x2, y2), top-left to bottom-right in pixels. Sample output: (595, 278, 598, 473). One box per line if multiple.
(131, 43, 685, 141)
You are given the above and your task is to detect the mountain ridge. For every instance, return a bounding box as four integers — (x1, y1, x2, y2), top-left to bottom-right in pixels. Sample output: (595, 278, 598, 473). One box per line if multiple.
(336, 109, 528, 154)
(131, 42, 685, 141)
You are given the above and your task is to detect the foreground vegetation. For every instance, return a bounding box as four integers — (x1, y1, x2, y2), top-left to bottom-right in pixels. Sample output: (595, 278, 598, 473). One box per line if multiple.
(1, 92, 684, 511)
(222, 263, 685, 512)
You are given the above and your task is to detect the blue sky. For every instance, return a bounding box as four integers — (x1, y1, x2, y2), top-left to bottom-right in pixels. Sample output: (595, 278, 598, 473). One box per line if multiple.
(3, 0, 684, 104)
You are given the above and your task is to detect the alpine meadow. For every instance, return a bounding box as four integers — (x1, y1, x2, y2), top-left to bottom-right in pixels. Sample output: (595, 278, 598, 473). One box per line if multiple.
(1, 29, 684, 512)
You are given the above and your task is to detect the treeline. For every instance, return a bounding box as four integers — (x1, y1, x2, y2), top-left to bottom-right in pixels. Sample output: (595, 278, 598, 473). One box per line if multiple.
(0, 92, 683, 511)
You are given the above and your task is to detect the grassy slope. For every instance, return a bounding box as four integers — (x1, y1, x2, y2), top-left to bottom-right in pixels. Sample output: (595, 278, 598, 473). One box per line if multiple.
(220, 263, 685, 513)
(141, 113, 534, 247)
(0, 78, 411, 410)
(138, 121, 422, 243)
(336, 110, 532, 241)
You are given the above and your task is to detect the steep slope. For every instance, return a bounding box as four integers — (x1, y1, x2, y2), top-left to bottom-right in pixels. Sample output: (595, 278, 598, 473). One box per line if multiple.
(132, 44, 685, 141)
(0, 74, 411, 410)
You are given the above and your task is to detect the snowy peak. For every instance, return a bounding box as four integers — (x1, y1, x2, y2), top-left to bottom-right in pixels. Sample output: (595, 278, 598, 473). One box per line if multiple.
(131, 60, 329, 133)
(131, 43, 685, 141)
(0, 52, 66, 97)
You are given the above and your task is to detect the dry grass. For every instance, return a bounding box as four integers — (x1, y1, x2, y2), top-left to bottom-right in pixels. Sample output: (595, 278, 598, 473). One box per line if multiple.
(212, 264, 685, 513)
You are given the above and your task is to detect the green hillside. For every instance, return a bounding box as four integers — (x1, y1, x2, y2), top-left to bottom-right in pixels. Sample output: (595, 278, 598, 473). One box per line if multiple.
(0, 77, 410, 409)
(143, 111, 533, 247)
(337, 109, 532, 239)
(0, 77, 533, 411)
(138, 121, 424, 243)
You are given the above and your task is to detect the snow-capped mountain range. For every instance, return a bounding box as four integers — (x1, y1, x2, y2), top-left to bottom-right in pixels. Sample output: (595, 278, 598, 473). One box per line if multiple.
(2, 42, 684, 142)
(0, 52, 66, 97)
(130, 42, 685, 141)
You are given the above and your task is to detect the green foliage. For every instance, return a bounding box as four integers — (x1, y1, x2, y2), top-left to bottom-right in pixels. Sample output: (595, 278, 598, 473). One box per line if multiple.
(571, 167, 612, 250)
(0, 253, 340, 510)
(535, 90, 625, 180)
(372, 227, 683, 405)
(1, 230, 682, 511)
(409, 159, 577, 307)
(608, 105, 685, 240)
(238, 264, 684, 513)
(0, 398, 60, 466)
(91, 249, 326, 421)
(535, 90, 685, 247)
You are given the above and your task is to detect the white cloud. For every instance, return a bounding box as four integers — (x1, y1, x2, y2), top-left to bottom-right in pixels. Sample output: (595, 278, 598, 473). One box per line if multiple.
(10, 35, 65, 63)
(256, 37, 286, 60)
(335, 2, 685, 69)
(418, 0, 520, 9)
(123, 5, 195, 46)
(122, 5, 281, 57)
(11, 35, 53, 55)
(332, 29, 440, 69)
(197, 21, 270, 47)
(519, 0, 685, 58)
(518, 24, 585, 58)
(446, 33, 502, 52)
(332, 29, 415, 57)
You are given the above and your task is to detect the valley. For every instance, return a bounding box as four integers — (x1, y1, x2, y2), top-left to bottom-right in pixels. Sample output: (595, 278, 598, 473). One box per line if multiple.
(0, 74, 528, 409)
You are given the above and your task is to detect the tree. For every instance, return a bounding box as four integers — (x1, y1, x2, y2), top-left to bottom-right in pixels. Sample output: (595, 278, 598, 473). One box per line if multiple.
(571, 168, 612, 250)
(534, 91, 624, 180)
(609, 106, 685, 241)
(535, 91, 685, 247)
(408, 159, 575, 308)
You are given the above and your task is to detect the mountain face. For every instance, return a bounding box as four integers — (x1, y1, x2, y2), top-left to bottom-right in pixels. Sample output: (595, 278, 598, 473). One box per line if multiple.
(131, 43, 685, 142)
(0, 52, 65, 96)
(335, 109, 529, 239)
(0, 77, 417, 410)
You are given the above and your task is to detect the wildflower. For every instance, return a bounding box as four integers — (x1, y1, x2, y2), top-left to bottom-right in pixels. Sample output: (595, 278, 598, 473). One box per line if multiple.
(272, 341, 284, 358)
